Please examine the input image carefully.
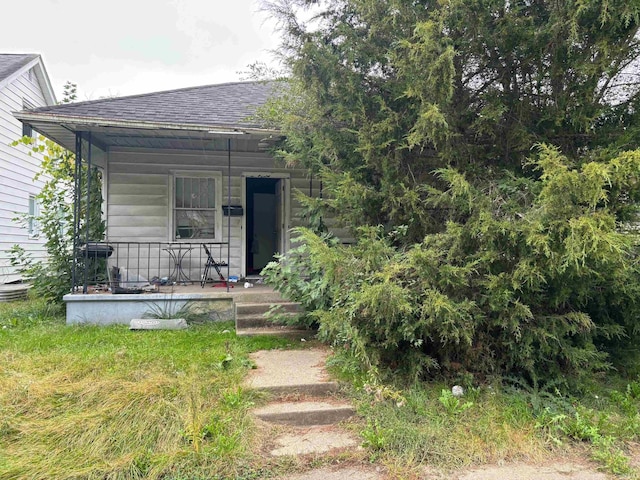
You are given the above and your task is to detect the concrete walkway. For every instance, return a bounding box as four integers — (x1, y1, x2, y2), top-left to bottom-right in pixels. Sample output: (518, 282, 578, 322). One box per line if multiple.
(245, 347, 384, 479)
(245, 348, 338, 395)
(283, 466, 383, 480)
(455, 462, 608, 480)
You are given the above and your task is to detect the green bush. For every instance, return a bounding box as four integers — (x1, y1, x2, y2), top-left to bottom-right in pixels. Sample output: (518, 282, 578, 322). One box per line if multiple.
(8, 136, 104, 304)
(267, 145, 640, 381)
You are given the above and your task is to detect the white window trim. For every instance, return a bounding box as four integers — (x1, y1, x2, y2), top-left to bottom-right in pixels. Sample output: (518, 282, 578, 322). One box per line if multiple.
(28, 195, 40, 239)
(168, 170, 223, 242)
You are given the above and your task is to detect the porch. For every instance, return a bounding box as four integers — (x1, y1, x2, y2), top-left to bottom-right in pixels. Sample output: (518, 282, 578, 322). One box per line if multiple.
(12, 81, 325, 325)
(63, 283, 283, 325)
(53, 129, 306, 326)
(63, 239, 283, 325)
(76, 241, 233, 292)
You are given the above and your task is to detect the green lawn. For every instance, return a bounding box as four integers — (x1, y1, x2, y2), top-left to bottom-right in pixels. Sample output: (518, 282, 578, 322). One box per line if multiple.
(2, 299, 640, 479)
(0, 298, 292, 479)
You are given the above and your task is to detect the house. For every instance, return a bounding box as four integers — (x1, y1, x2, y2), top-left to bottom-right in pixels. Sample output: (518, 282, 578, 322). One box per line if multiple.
(14, 80, 339, 323)
(0, 54, 56, 284)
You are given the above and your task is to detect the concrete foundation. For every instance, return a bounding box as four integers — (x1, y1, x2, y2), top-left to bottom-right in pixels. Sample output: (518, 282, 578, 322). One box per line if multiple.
(63, 292, 233, 325)
(63, 284, 287, 325)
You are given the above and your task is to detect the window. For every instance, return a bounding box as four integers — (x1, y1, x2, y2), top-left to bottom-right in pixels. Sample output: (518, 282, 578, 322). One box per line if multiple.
(22, 99, 35, 138)
(28, 195, 40, 238)
(173, 174, 220, 240)
(22, 123, 33, 138)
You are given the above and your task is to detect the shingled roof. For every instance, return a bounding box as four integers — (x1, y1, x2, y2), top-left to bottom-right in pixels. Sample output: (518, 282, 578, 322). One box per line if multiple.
(26, 80, 282, 129)
(0, 53, 39, 82)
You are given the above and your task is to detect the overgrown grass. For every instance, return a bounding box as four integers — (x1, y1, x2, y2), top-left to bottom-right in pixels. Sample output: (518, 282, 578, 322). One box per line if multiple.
(351, 381, 545, 471)
(328, 352, 640, 478)
(3, 298, 640, 479)
(0, 297, 294, 479)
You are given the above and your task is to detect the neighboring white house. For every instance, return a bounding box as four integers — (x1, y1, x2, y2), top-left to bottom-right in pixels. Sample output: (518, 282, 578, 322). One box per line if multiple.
(0, 54, 56, 283)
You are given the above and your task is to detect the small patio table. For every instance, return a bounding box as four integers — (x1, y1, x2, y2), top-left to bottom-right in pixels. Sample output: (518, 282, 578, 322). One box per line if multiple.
(164, 244, 193, 285)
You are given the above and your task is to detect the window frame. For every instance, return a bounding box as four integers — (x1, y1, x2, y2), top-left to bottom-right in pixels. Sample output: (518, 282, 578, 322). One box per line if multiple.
(22, 99, 35, 138)
(27, 195, 40, 239)
(169, 171, 223, 242)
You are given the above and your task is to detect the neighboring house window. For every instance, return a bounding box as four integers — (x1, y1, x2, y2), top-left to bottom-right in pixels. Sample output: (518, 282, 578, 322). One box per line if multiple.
(173, 174, 220, 240)
(22, 99, 35, 138)
(22, 123, 33, 138)
(28, 195, 40, 238)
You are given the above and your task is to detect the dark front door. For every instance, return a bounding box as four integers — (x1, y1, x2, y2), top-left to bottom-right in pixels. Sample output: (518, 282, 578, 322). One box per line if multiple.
(246, 177, 279, 275)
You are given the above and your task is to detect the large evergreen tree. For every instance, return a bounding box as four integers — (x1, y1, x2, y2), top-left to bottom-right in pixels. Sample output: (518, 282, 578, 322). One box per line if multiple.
(263, 0, 640, 380)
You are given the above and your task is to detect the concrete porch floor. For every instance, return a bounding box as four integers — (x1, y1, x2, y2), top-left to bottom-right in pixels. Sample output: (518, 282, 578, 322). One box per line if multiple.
(71, 282, 277, 297)
(152, 282, 277, 298)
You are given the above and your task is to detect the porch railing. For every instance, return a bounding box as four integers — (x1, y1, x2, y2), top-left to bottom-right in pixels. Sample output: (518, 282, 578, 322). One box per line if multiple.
(73, 242, 229, 293)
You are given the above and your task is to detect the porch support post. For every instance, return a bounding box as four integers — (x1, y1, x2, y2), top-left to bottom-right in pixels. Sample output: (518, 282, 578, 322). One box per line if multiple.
(71, 133, 82, 292)
(82, 132, 93, 294)
(227, 137, 231, 293)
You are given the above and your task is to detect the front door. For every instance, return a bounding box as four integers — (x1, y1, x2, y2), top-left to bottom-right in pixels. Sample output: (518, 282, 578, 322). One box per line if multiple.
(245, 177, 281, 275)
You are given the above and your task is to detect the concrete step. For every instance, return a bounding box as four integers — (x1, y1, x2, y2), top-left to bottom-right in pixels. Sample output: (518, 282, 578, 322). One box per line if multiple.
(235, 301, 303, 315)
(236, 312, 301, 329)
(253, 400, 355, 426)
(235, 301, 304, 328)
(254, 381, 340, 397)
(268, 426, 359, 457)
(277, 465, 383, 479)
(230, 290, 287, 303)
(245, 348, 338, 397)
(235, 326, 314, 338)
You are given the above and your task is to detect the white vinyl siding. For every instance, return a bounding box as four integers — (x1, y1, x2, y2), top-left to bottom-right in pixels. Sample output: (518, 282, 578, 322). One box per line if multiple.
(0, 67, 51, 282)
(105, 146, 354, 277)
(106, 172, 168, 242)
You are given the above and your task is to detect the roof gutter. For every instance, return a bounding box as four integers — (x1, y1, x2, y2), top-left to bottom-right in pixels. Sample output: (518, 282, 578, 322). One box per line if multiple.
(13, 111, 281, 136)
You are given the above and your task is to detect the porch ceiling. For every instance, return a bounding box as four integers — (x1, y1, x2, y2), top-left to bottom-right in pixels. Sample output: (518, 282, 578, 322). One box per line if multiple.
(18, 116, 281, 153)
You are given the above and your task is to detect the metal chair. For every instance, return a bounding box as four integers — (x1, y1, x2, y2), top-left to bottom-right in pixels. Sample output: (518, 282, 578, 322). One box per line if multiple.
(201, 243, 229, 288)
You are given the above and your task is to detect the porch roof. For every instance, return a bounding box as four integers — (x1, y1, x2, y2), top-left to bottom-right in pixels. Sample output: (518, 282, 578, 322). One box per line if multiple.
(13, 80, 283, 151)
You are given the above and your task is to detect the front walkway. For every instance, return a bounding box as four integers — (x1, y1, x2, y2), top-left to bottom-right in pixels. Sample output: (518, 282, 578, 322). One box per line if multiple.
(245, 347, 384, 480)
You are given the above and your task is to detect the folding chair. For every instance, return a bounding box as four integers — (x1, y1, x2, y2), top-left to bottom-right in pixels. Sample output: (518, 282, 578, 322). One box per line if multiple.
(201, 243, 231, 288)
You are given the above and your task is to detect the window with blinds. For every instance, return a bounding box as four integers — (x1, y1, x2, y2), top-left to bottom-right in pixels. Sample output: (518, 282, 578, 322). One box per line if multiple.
(173, 176, 217, 240)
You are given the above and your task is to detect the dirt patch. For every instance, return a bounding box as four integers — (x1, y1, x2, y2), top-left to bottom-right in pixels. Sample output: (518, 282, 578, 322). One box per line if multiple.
(628, 441, 640, 470)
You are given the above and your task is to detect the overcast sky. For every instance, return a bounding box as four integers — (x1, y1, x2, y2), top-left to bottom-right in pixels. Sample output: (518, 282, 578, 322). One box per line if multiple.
(2, 0, 281, 101)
